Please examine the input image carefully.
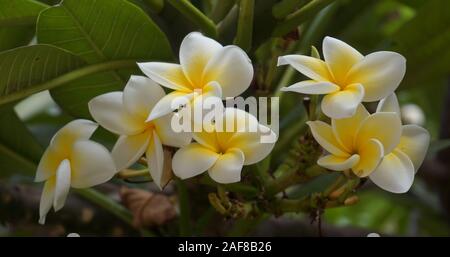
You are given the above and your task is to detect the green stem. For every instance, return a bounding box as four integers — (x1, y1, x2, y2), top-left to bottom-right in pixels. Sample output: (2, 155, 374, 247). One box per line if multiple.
(117, 169, 149, 179)
(266, 164, 325, 196)
(272, 0, 337, 36)
(175, 178, 192, 236)
(210, 0, 236, 23)
(0, 60, 137, 106)
(166, 0, 217, 38)
(234, 0, 254, 52)
(272, 0, 308, 19)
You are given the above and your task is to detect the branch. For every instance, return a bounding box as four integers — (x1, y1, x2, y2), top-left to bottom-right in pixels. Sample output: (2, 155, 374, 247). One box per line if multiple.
(234, 0, 254, 52)
(166, 0, 218, 38)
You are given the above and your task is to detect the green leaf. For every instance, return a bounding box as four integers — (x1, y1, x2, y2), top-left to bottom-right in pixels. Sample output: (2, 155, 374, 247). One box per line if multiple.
(0, 0, 48, 51)
(37, 0, 173, 117)
(393, 0, 450, 88)
(0, 107, 43, 178)
(0, 45, 85, 105)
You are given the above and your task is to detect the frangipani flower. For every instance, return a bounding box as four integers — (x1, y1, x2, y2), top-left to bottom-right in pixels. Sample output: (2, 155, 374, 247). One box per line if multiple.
(88, 76, 191, 189)
(137, 32, 254, 121)
(308, 95, 430, 193)
(35, 120, 116, 224)
(370, 93, 430, 193)
(279, 36, 406, 119)
(172, 108, 276, 184)
(307, 105, 402, 178)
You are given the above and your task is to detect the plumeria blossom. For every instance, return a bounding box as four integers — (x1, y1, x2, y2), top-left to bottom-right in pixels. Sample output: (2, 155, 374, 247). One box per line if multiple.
(88, 76, 191, 189)
(172, 108, 276, 184)
(137, 32, 254, 121)
(279, 36, 406, 119)
(307, 105, 402, 178)
(35, 120, 116, 224)
(308, 95, 430, 193)
(370, 93, 430, 193)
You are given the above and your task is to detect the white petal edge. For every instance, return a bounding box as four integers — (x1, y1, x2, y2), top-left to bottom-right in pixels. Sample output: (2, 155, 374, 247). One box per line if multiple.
(180, 32, 223, 86)
(202, 45, 253, 98)
(346, 51, 406, 102)
(111, 131, 152, 171)
(317, 154, 360, 171)
(398, 125, 430, 172)
(146, 131, 165, 190)
(280, 80, 340, 95)
(137, 62, 192, 91)
(153, 113, 192, 148)
(88, 92, 144, 135)
(376, 93, 400, 117)
(321, 83, 364, 119)
(208, 148, 245, 184)
(123, 75, 166, 119)
(70, 140, 117, 188)
(39, 177, 55, 224)
(53, 159, 71, 211)
(369, 150, 415, 193)
(172, 143, 219, 180)
(146, 91, 197, 122)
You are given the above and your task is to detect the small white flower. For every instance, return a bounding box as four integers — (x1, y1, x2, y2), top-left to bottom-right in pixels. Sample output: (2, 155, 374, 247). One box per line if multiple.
(172, 108, 276, 184)
(279, 36, 406, 119)
(137, 32, 254, 121)
(36, 120, 116, 224)
(88, 76, 192, 189)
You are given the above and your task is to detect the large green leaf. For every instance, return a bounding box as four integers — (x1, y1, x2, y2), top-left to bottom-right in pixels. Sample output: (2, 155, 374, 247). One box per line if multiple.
(0, 0, 48, 51)
(0, 107, 43, 178)
(393, 0, 450, 88)
(37, 0, 173, 117)
(0, 45, 85, 105)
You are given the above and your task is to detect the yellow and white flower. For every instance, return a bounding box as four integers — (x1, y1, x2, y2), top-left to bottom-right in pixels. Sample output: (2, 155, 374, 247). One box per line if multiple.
(172, 108, 276, 184)
(137, 32, 254, 121)
(279, 36, 406, 119)
(308, 94, 430, 193)
(370, 93, 430, 193)
(35, 119, 116, 224)
(88, 76, 191, 189)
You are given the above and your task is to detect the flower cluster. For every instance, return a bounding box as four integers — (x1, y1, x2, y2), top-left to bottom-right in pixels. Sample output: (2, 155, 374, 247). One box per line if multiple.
(35, 33, 430, 224)
(36, 32, 275, 223)
(280, 37, 430, 193)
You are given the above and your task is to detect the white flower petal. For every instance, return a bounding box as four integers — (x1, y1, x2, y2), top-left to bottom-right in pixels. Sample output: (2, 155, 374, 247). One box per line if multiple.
(317, 154, 360, 171)
(53, 159, 71, 211)
(146, 91, 196, 121)
(280, 80, 340, 94)
(332, 104, 369, 152)
(180, 32, 223, 86)
(203, 46, 253, 97)
(39, 177, 55, 224)
(154, 113, 192, 148)
(356, 112, 402, 154)
(322, 36, 363, 84)
(346, 51, 406, 102)
(208, 148, 244, 184)
(352, 138, 384, 177)
(70, 140, 117, 188)
(50, 119, 98, 152)
(398, 125, 430, 172)
(172, 143, 219, 180)
(146, 131, 167, 190)
(226, 125, 277, 165)
(307, 120, 349, 157)
(376, 93, 400, 116)
(321, 83, 364, 119)
(277, 55, 332, 81)
(123, 75, 166, 119)
(112, 131, 152, 171)
(35, 146, 63, 182)
(137, 62, 192, 91)
(369, 150, 415, 193)
(88, 92, 144, 135)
